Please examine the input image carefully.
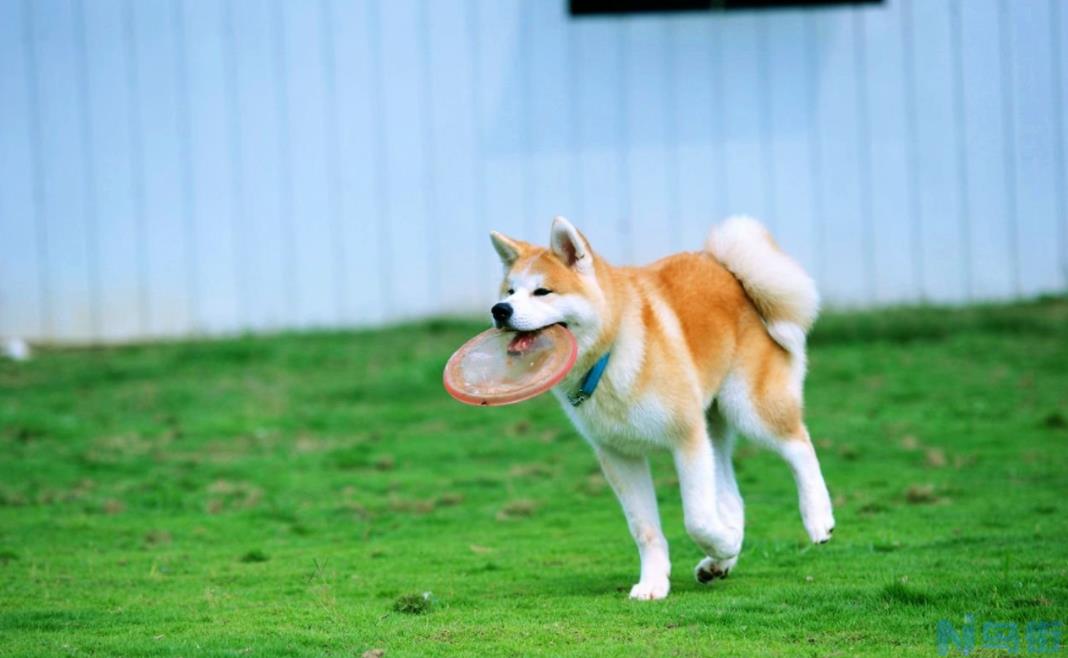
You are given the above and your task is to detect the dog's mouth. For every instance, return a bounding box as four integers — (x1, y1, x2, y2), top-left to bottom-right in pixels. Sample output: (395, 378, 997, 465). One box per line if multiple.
(506, 331, 539, 354)
(505, 323, 568, 355)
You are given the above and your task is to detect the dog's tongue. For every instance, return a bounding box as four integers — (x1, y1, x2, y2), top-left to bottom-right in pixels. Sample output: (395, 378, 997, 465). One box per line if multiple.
(507, 330, 539, 354)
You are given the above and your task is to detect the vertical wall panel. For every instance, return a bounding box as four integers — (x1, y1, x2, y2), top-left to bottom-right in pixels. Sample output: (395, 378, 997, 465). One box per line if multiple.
(0, 0, 44, 339)
(82, 0, 142, 341)
(279, 0, 338, 327)
(1005, 0, 1063, 296)
(182, 0, 240, 334)
(474, 0, 529, 252)
(328, 0, 386, 324)
(573, 17, 628, 264)
(379, 0, 434, 320)
(74, 0, 101, 338)
(861, 0, 915, 303)
(229, 0, 288, 330)
(269, 0, 297, 323)
(426, 0, 484, 309)
(129, 0, 193, 336)
(721, 13, 768, 219)
(1057, 0, 1068, 287)
(28, 0, 95, 340)
(671, 15, 723, 252)
(810, 9, 867, 304)
(416, 0, 442, 306)
(909, 0, 967, 302)
(765, 10, 818, 276)
(526, 1, 580, 241)
(624, 17, 676, 264)
(320, 0, 347, 324)
(958, 0, 1014, 301)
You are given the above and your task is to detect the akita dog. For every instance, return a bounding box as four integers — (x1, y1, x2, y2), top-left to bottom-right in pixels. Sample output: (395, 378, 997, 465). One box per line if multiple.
(488, 216, 835, 600)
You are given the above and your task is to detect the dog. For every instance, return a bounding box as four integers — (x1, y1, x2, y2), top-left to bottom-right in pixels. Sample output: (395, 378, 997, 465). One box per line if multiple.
(488, 216, 835, 600)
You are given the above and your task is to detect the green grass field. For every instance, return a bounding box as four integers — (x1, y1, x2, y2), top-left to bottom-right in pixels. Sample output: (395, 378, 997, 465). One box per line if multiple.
(2, 298, 1067, 656)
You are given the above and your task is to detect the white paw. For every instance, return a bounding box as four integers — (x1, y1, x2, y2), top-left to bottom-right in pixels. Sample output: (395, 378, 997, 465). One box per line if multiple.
(695, 555, 737, 584)
(628, 578, 670, 601)
(802, 499, 836, 544)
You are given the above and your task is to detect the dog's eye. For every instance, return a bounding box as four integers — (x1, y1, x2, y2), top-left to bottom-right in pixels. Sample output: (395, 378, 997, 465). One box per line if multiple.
(533, 288, 552, 296)
(507, 288, 515, 295)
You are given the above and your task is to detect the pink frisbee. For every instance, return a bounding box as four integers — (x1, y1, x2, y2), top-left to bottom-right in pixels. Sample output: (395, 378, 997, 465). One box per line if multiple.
(443, 325, 578, 407)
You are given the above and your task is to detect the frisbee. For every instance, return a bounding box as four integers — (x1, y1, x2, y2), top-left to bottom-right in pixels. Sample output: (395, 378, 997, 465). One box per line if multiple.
(443, 324, 578, 407)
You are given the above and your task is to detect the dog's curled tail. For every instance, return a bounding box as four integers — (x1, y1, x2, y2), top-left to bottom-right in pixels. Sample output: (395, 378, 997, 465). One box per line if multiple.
(705, 216, 820, 355)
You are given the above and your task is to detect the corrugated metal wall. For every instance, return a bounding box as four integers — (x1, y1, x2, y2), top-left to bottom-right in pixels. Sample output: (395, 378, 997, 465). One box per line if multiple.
(1, 0, 1066, 343)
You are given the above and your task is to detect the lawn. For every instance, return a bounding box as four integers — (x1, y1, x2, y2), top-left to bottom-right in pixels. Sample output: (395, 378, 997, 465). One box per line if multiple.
(1, 298, 1067, 657)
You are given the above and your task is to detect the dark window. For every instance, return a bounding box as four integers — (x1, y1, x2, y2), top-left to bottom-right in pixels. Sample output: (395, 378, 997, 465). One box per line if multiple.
(570, 0, 881, 16)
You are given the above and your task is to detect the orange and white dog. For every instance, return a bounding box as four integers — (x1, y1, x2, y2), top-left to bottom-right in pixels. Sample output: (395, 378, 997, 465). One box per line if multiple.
(488, 216, 834, 600)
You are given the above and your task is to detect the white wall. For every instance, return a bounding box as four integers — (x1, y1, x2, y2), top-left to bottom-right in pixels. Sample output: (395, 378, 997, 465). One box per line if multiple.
(1, 0, 1066, 343)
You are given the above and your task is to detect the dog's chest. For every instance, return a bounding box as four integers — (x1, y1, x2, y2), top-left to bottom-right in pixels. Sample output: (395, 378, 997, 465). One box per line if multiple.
(555, 390, 677, 455)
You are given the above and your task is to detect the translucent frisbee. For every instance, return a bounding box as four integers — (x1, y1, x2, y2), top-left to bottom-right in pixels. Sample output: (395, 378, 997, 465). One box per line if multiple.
(443, 324, 578, 407)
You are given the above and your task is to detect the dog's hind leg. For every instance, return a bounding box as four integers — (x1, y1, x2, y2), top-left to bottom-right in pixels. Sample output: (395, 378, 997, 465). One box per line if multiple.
(772, 425, 835, 543)
(720, 368, 835, 544)
(695, 407, 744, 583)
(595, 447, 671, 600)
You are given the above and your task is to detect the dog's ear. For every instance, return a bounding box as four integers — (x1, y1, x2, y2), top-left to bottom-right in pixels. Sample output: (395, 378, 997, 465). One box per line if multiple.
(490, 231, 523, 267)
(550, 216, 593, 273)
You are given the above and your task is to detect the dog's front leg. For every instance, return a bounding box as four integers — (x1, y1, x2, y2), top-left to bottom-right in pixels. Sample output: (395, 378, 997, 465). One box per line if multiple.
(596, 446, 671, 600)
(673, 431, 743, 568)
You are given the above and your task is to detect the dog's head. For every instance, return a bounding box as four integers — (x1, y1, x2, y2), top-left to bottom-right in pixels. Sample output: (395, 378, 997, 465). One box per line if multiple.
(488, 217, 606, 342)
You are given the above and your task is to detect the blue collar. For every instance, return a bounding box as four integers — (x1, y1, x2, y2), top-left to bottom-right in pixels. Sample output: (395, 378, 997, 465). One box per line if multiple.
(568, 351, 611, 407)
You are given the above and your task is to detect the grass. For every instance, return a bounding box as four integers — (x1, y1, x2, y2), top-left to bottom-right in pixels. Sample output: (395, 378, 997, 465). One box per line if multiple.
(1, 297, 1067, 656)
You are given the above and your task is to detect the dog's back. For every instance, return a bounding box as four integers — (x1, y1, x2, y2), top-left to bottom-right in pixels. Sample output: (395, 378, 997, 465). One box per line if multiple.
(613, 217, 818, 434)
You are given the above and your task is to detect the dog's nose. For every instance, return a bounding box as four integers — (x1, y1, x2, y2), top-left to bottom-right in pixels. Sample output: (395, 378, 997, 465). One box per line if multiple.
(491, 303, 513, 324)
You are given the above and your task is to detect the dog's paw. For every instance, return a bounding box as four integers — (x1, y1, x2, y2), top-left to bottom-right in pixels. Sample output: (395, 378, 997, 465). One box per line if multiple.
(694, 555, 736, 584)
(802, 505, 836, 544)
(628, 579, 670, 601)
